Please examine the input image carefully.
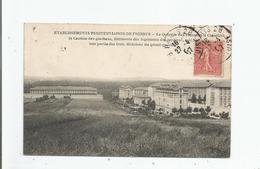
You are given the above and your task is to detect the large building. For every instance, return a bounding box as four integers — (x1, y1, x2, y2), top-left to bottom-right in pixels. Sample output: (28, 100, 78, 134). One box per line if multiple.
(152, 83, 189, 114)
(117, 80, 231, 115)
(149, 81, 209, 102)
(148, 83, 159, 100)
(180, 81, 210, 102)
(119, 85, 133, 100)
(132, 87, 150, 105)
(111, 91, 119, 99)
(26, 86, 103, 100)
(206, 81, 231, 108)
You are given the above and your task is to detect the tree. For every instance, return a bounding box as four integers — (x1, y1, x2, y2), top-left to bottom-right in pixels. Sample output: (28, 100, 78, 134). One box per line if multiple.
(193, 107, 199, 112)
(147, 98, 152, 107)
(199, 108, 207, 117)
(50, 95, 56, 99)
(142, 99, 146, 105)
(43, 95, 49, 100)
(203, 95, 206, 104)
(150, 100, 156, 110)
(198, 95, 202, 104)
(191, 93, 197, 103)
(220, 112, 229, 119)
(172, 107, 178, 114)
(205, 106, 211, 114)
(186, 106, 192, 113)
(178, 107, 184, 114)
(24, 82, 33, 93)
(199, 107, 204, 113)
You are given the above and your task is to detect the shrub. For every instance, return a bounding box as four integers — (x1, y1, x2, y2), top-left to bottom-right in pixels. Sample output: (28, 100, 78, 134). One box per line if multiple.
(220, 112, 229, 119)
(64, 96, 71, 99)
(150, 100, 156, 110)
(172, 107, 178, 114)
(191, 94, 197, 103)
(50, 95, 56, 99)
(178, 107, 184, 114)
(42, 95, 49, 100)
(198, 95, 202, 104)
(205, 106, 211, 114)
(186, 106, 192, 113)
(199, 108, 208, 118)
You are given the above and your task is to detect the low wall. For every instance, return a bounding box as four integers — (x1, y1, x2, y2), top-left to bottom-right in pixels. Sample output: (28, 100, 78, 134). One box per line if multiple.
(71, 94, 103, 100)
(210, 106, 231, 116)
(188, 102, 207, 108)
(24, 93, 43, 99)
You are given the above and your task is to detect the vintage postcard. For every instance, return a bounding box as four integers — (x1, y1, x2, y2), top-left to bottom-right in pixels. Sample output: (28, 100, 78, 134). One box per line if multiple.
(24, 24, 232, 157)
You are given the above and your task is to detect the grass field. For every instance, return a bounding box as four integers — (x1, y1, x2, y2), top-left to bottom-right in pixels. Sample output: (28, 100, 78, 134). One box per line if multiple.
(24, 99, 230, 157)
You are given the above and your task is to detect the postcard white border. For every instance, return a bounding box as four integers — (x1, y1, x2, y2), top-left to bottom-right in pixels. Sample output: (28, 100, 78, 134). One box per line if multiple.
(2, 0, 260, 169)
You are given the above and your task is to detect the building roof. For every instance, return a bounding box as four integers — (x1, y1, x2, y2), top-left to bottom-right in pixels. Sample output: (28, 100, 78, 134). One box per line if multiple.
(119, 85, 133, 89)
(150, 80, 230, 88)
(30, 86, 97, 91)
(180, 81, 211, 88)
(210, 81, 231, 88)
(133, 87, 148, 91)
(154, 83, 184, 91)
(150, 82, 177, 88)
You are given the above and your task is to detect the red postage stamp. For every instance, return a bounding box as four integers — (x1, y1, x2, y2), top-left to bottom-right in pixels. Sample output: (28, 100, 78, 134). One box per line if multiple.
(194, 40, 224, 76)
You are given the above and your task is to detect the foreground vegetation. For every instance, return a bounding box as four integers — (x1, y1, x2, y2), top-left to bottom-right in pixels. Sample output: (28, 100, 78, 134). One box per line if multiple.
(24, 99, 230, 157)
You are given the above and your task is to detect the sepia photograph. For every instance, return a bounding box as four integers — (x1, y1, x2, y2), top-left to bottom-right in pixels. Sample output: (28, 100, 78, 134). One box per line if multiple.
(24, 23, 232, 157)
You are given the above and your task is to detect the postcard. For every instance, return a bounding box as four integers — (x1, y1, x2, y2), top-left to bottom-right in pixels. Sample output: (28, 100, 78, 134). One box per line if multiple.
(24, 23, 232, 157)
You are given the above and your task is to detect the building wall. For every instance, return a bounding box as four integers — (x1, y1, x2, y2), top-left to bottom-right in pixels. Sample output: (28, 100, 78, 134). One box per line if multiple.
(24, 93, 103, 100)
(206, 87, 231, 108)
(153, 89, 188, 113)
(148, 86, 156, 100)
(112, 91, 119, 98)
(71, 94, 103, 100)
(219, 88, 231, 107)
(185, 87, 206, 99)
(133, 97, 150, 105)
(132, 87, 150, 105)
(119, 88, 132, 100)
(133, 88, 148, 97)
(30, 89, 97, 95)
(206, 87, 217, 107)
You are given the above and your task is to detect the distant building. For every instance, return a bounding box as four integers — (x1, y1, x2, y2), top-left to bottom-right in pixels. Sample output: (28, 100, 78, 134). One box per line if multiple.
(132, 87, 150, 105)
(27, 86, 103, 100)
(206, 81, 231, 108)
(112, 91, 119, 98)
(148, 85, 157, 100)
(119, 85, 133, 100)
(152, 83, 189, 113)
(180, 81, 210, 102)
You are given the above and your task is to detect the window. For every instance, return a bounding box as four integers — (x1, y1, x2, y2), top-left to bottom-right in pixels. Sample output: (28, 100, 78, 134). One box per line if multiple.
(210, 91, 215, 106)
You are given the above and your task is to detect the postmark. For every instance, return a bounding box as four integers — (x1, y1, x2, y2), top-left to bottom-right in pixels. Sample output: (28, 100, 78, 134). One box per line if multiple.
(194, 40, 223, 76)
(162, 25, 232, 76)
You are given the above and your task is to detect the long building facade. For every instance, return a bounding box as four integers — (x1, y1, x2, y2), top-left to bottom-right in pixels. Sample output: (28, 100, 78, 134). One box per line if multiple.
(206, 81, 231, 108)
(118, 80, 231, 115)
(152, 83, 189, 114)
(119, 85, 133, 100)
(180, 81, 210, 102)
(26, 86, 103, 100)
(132, 87, 150, 105)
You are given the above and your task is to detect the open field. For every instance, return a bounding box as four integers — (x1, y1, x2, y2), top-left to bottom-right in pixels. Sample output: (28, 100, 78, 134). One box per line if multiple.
(24, 99, 230, 157)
